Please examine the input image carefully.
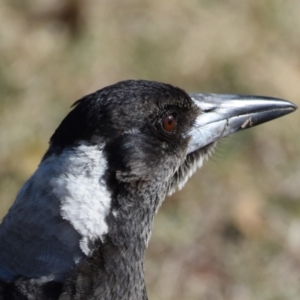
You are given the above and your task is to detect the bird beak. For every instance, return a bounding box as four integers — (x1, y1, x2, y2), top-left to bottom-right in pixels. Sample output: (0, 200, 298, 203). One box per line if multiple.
(186, 94, 297, 154)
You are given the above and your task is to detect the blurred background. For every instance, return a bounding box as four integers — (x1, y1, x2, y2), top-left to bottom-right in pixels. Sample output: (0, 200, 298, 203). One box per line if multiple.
(0, 0, 299, 299)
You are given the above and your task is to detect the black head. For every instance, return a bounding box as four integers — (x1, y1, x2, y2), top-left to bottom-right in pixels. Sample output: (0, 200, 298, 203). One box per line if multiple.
(47, 79, 297, 198)
(47, 80, 204, 195)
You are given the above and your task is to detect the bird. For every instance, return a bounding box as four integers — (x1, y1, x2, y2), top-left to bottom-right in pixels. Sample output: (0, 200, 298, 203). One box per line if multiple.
(0, 80, 297, 300)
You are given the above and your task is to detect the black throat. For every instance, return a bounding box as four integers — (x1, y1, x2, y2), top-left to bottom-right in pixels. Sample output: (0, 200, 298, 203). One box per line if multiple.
(61, 177, 165, 300)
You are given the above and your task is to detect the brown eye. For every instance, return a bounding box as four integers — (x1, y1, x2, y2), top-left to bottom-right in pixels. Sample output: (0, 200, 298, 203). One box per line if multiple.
(162, 114, 177, 132)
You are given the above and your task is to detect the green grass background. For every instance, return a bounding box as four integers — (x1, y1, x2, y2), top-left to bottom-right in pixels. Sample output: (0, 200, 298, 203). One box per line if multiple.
(0, 1, 300, 299)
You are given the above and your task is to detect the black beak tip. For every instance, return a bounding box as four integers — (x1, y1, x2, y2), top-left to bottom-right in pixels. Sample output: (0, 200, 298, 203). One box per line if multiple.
(291, 102, 298, 110)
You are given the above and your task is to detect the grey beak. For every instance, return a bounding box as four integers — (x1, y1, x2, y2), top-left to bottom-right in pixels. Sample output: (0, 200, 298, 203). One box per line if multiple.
(187, 94, 297, 154)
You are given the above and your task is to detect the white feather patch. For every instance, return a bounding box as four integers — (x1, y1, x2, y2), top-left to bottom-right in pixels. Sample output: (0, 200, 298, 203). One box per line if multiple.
(0, 143, 112, 281)
(51, 143, 112, 255)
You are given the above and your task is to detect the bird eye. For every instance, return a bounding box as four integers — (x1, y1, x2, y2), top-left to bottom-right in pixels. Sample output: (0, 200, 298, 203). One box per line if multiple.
(162, 113, 177, 132)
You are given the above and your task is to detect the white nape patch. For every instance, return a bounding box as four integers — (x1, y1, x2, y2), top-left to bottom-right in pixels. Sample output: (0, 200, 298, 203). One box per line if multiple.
(51, 143, 112, 256)
(0, 143, 111, 281)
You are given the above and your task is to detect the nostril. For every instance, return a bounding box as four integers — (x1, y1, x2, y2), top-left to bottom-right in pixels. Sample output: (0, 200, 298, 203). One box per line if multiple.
(203, 107, 216, 113)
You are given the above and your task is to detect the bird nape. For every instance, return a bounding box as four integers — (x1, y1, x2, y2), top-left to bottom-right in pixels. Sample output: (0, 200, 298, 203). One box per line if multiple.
(0, 80, 297, 300)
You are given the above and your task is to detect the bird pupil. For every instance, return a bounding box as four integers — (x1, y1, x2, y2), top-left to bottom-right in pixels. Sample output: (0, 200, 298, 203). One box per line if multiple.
(162, 113, 176, 132)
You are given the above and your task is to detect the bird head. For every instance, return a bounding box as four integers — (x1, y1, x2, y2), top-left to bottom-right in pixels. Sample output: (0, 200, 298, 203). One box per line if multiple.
(47, 80, 296, 201)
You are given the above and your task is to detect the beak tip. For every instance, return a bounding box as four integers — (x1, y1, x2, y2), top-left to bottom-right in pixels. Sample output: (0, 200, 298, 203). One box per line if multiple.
(291, 103, 298, 110)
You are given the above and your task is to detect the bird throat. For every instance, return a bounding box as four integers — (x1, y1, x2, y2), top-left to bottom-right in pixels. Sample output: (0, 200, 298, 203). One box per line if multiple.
(61, 177, 163, 300)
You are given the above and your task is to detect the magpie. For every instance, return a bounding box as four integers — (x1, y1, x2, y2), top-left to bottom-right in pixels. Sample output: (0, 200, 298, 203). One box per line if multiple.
(0, 80, 297, 300)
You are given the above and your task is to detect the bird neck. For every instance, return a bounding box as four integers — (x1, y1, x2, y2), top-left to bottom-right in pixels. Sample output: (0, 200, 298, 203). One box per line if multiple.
(42, 143, 167, 298)
(63, 192, 161, 300)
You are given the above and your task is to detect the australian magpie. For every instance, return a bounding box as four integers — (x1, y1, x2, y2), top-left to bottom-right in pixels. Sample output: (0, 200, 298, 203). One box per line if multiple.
(0, 80, 297, 300)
